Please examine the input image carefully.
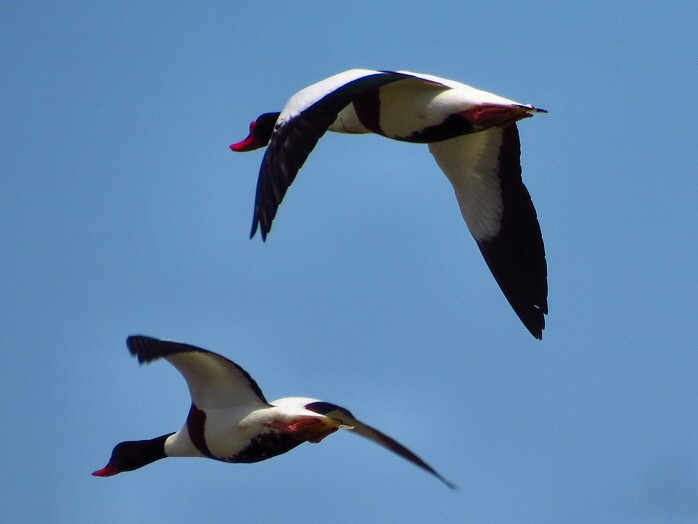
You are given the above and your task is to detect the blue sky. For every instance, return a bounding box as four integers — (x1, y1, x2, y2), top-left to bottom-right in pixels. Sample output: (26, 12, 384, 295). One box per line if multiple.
(2, 2, 698, 522)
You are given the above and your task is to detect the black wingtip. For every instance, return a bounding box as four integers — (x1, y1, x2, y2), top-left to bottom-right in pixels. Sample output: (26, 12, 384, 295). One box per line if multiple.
(442, 478, 459, 490)
(126, 335, 157, 364)
(249, 214, 268, 242)
(525, 312, 545, 340)
(515, 304, 545, 340)
(523, 291, 547, 340)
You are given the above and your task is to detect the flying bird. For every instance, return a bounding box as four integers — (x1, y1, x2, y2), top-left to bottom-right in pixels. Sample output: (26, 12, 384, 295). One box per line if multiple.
(93, 336, 455, 488)
(231, 69, 548, 339)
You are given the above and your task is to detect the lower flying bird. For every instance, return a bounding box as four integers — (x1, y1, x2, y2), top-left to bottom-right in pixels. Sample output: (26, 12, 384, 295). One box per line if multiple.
(231, 69, 548, 339)
(93, 336, 455, 488)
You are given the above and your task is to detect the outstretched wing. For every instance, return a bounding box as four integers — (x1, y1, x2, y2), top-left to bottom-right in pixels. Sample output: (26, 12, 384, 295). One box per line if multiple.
(429, 124, 547, 339)
(126, 336, 268, 409)
(251, 70, 412, 239)
(305, 401, 456, 489)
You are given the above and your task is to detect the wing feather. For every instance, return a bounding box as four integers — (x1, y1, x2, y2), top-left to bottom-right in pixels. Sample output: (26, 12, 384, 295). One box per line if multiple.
(306, 401, 456, 488)
(429, 125, 547, 338)
(126, 336, 268, 409)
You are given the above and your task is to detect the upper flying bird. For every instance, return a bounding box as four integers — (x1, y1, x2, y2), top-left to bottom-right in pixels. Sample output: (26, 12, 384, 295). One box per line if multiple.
(93, 336, 455, 488)
(231, 69, 548, 339)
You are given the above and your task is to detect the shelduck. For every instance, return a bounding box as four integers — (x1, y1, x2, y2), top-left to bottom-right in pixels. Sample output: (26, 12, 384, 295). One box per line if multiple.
(231, 69, 548, 339)
(93, 336, 455, 488)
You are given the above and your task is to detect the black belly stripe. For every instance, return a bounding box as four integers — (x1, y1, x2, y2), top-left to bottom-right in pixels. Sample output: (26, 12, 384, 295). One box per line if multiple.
(226, 431, 305, 464)
(186, 404, 214, 458)
(404, 113, 477, 143)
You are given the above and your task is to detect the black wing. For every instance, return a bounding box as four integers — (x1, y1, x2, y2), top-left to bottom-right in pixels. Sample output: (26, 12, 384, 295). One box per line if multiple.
(251, 71, 410, 239)
(476, 125, 547, 339)
(429, 125, 547, 339)
(305, 401, 456, 489)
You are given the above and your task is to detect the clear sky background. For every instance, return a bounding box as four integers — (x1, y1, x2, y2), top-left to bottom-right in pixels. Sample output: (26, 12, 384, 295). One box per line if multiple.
(2, 2, 698, 523)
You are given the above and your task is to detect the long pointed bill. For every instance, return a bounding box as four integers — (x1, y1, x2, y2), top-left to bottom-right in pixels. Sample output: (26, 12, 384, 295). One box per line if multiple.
(461, 104, 539, 129)
(92, 463, 119, 477)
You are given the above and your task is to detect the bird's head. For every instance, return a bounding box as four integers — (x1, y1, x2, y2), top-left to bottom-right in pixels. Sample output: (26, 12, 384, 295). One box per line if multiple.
(230, 112, 281, 152)
(92, 433, 172, 477)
